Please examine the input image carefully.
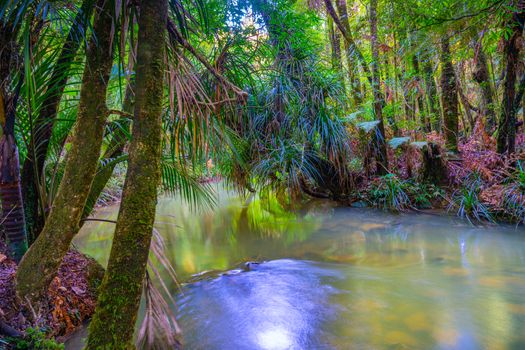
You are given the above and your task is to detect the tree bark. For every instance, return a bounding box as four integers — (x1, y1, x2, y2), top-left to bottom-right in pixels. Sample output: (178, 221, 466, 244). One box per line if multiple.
(86, 0, 167, 346)
(439, 35, 458, 152)
(472, 40, 496, 132)
(328, 15, 342, 71)
(334, 0, 362, 105)
(0, 21, 28, 262)
(370, 0, 388, 174)
(20, 0, 96, 244)
(16, 0, 114, 304)
(325, 0, 373, 86)
(422, 54, 440, 132)
(412, 47, 429, 132)
(496, 0, 525, 154)
(82, 80, 135, 220)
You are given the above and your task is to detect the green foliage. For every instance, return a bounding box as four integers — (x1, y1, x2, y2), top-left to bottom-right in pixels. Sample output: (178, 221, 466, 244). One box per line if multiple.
(514, 161, 525, 192)
(368, 175, 445, 211)
(449, 174, 494, 224)
(368, 174, 411, 211)
(405, 182, 445, 208)
(502, 162, 525, 224)
(8, 328, 63, 350)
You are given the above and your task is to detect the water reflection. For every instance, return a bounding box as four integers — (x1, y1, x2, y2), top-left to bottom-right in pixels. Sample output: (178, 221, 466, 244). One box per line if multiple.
(74, 184, 525, 349)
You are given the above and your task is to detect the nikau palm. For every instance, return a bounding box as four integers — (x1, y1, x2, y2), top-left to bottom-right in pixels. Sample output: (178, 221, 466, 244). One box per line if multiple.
(16, 0, 116, 304)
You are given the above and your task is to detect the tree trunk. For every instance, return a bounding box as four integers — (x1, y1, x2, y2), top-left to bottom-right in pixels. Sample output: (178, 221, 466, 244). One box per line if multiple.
(20, 0, 96, 244)
(422, 54, 440, 132)
(328, 16, 342, 71)
(472, 40, 496, 132)
(420, 142, 447, 185)
(16, 0, 114, 304)
(496, 1, 525, 154)
(86, 0, 167, 346)
(439, 35, 458, 152)
(0, 23, 28, 263)
(82, 80, 135, 220)
(412, 49, 429, 132)
(370, 0, 388, 174)
(0, 132, 28, 262)
(335, 0, 362, 106)
(325, 0, 372, 86)
(457, 64, 476, 135)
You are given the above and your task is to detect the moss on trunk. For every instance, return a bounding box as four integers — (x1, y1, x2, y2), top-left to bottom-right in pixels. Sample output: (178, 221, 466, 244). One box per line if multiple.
(85, 0, 167, 347)
(16, 0, 114, 305)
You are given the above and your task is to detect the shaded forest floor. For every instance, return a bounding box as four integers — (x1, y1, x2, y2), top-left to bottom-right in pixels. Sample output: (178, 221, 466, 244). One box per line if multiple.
(0, 241, 103, 348)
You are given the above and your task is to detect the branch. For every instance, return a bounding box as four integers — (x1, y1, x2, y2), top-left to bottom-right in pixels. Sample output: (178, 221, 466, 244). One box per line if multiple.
(413, 0, 505, 31)
(108, 109, 133, 118)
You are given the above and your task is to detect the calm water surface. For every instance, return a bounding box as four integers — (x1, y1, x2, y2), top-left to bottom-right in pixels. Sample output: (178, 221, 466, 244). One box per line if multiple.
(73, 184, 525, 349)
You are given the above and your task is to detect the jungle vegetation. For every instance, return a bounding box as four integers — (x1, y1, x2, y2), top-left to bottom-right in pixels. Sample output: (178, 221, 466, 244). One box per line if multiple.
(0, 0, 524, 348)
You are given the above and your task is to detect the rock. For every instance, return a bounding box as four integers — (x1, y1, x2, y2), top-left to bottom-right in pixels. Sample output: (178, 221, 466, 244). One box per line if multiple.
(350, 201, 368, 208)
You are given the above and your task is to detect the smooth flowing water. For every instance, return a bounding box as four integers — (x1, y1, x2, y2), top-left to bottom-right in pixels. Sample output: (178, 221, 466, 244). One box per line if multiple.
(73, 184, 525, 349)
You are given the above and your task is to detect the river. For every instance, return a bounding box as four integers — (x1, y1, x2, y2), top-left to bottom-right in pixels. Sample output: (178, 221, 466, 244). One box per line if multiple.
(72, 183, 525, 349)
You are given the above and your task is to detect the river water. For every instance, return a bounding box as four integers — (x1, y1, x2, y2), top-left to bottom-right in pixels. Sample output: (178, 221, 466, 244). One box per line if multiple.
(73, 184, 525, 349)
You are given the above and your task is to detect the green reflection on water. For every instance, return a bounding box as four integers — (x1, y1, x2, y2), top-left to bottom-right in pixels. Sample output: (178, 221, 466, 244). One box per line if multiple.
(76, 184, 322, 279)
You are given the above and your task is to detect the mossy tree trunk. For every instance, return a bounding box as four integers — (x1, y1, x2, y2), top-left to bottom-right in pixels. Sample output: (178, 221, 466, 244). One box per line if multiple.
(86, 0, 167, 346)
(16, 0, 115, 304)
(439, 35, 458, 153)
(496, 1, 525, 155)
(420, 142, 447, 185)
(472, 40, 496, 133)
(20, 0, 96, 243)
(370, 0, 388, 175)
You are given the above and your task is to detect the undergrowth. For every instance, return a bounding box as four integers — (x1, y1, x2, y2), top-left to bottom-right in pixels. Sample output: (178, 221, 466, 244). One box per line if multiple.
(366, 175, 445, 212)
(448, 174, 494, 224)
(7, 328, 63, 350)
